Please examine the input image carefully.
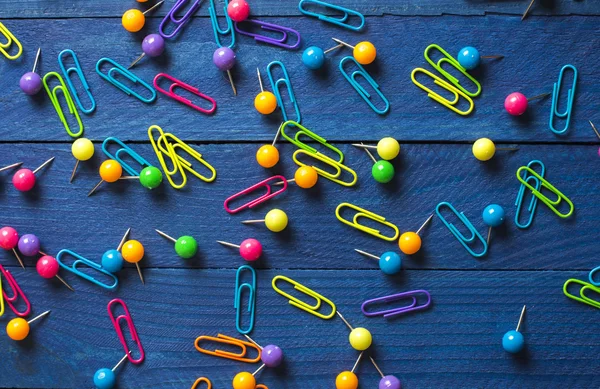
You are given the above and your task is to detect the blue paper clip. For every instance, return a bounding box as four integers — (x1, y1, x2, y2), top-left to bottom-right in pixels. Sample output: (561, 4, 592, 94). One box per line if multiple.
(549, 64, 577, 135)
(102, 137, 153, 176)
(435, 202, 488, 258)
(96, 58, 157, 104)
(514, 160, 545, 229)
(58, 49, 96, 114)
(234, 265, 256, 335)
(298, 0, 365, 31)
(266, 61, 301, 123)
(159, 0, 202, 39)
(208, 0, 235, 48)
(424, 44, 481, 98)
(339, 56, 389, 115)
(589, 266, 600, 287)
(56, 249, 118, 290)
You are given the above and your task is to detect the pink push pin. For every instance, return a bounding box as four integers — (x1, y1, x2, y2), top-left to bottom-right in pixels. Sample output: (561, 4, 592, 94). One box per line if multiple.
(0, 226, 25, 268)
(217, 238, 262, 261)
(12, 157, 55, 192)
(590, 121, 600, 157)
(36, 255, 75, 291)
(227, 0, 250, 22)
(504, 92, 550, 116)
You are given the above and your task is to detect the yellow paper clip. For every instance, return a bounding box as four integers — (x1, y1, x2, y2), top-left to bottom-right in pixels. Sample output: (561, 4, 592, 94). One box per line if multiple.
(424, 44, 481, 97)
(516, 166, 573, 218)
(0, 276, 4, 317)
(272, 275, 336, 320)
(563, 279, 600, 309)
(293, 149, 357, 187)
(0, 22, 22, 60)
(335, 202, 399, 241)
(42, 72, 84, 138)
(194, 333, 261, 363)
(411, 68, 474, 116)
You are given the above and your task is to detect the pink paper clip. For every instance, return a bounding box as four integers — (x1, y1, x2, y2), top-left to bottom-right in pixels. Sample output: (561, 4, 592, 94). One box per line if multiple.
(0, 264, 31, 317)
(153, 73, 217, 115)
(107, 298, 145, 364)
(223, 175, 288, 214)
(361, 290, 431, 318)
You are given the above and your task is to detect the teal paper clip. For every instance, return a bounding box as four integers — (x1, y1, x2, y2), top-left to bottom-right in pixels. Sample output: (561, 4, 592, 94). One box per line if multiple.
(563, 278, 600, 309)
(514, 160, 545, 229)
(96, 57, 157, 104)
(549, 64, 577, 135)
(234, 265, 256, 335)
(42, 72, 84, 138)
(58, 49, 96, 114)
(56, 249, 118, 290)
(298, 0, 365, 32)
(102, 137, 153, 176)
(266, 61, 301, 123)
(424, 44, 481, 98)
(435, 202, 488, 258)
(209, 0, 235, 48)
(516, 166, 574, 218)
(339, 56, 389, 115)
(589, 266, 600, 287)
(280, 120, 344, 163)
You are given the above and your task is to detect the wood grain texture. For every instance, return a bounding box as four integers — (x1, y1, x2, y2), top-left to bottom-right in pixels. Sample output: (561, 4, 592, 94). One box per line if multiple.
(0, 269, 598, 389)
(0, 16, 600, 142)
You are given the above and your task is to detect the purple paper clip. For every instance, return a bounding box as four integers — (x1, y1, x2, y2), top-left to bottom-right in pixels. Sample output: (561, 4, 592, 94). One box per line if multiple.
(361, 290, 431, 318)
(159, 0, 202, 39)
(234, 20, 301, 50)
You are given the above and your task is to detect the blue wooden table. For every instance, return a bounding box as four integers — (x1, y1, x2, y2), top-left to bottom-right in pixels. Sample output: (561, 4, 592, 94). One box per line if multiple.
(1, 1, 599, 388)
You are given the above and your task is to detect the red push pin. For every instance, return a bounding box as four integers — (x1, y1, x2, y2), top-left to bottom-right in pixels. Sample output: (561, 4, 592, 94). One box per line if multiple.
(36, 255, 75, 291)
(217, 238, 262, 261)
(504, 92, 550, 116)
(12, 157, 55, 192)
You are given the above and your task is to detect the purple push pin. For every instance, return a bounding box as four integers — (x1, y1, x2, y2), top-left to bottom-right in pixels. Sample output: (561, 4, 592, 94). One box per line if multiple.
(129, 34, 166, 69)
(370, 356, 401, 389)
(20, 48, 42, 95)
(213, 47, 237, 96)
(261, 344, 283, 368)
(18, 233, 41, 257)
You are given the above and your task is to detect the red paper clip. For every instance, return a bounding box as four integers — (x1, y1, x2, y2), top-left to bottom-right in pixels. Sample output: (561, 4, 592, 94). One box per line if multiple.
(107, 298, 145, 364)
(153, 73, 217, 114)
(0, 264, 31, 317)
(224, 175, 287, 214)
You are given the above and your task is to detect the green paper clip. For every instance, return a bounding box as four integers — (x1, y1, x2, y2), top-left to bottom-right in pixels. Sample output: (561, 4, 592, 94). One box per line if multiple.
(280, 120, 344, 163)
(424, 44, 481, 98)
(516, 166, 573, 218)
(563, 279, 600, 309)
(42, 72, 84, 138)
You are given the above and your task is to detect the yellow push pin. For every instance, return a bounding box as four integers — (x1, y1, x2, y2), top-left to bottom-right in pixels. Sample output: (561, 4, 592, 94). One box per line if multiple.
(472, 138, 518, 162)
(122, 0, 164, 33)
(6, 310, 51, 341)
(242, 209, 288, 232)
(330, 37, 376, 65)
(70, 138, 94, 183)
(352, 137, 400, 161)
(336, 311, 372, 351)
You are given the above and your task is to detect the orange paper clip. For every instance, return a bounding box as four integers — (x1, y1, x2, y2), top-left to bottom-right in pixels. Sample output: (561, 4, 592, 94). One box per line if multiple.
(194, 334, 262, 363)
(191, 377, 211, 389)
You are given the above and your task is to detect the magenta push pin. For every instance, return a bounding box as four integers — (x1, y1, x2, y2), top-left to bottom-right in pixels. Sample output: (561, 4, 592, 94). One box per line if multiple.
(129, 34, 166, 69)
(590, 121, 600, 157)
(213, 47, 237, 96)
(36, 255, 74, 291)
(217, 238, 262, 261)
(12, 157, 54, 192)
(0, 226, 25, 268)
(504, 92, 550, 116)
(227, 0, 250, 22)
(20, 48, 42, 95)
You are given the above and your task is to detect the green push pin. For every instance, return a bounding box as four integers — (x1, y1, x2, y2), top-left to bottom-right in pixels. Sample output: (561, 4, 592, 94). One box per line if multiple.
(139, 166, 163, 189)
(155, 229, 198, 259)
(354, 142, 395, 183)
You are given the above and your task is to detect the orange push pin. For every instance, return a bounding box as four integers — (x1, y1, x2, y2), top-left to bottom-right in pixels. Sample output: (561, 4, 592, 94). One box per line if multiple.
(330, 38, 376, 65)
(256, 126, 281, 169)
(121, 239, 145, 284)
(254, 68, 277, 115)
(399, 214, 434, 255)
(274, 166, 319, 189)
(88, 160, 123, 196)
(6, 310, 51, 341)
(122, 0, 164, 32)
(336, 352, 363, 389)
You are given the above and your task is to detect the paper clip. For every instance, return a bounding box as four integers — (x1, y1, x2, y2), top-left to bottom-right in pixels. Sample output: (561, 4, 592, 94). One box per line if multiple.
(361, 290, 431, 318)
(159, 0, 202, 39)
(234, 20, 301, 50)
(224, 175, 287, 214)
(272, 275, 336, 320)
(516, 166, 574, 218)
(563, 279, 600, 310)
(42, 72, 84, 138)
(294, 149, 357, 187)
(335, 203, 399, 241)
(423, 44, 481, 97)
(549, 64, 577, 135)
(102, 137, 153, 176)
(589, 266, 600, 287)
(411, 68, 474, 116)
(209, 0, 235, 48)
(266, 61, 301, 123)
(235, 265, 256, 335)
(191, 377, 212, 389)
(435, 202, 488, 257)
(0, 22, 22, 60)
(0, 264, 31, 317)
(298, 0, 365, 31)
(108, 299, 145, 364)
(0, 277, 4, 317)
(58, 49, 96, 114)
(153, 73, 216, 115)
(514, 160, 545, 229)
(96, 57, 157, 103)
(56, 249, 118, 290)
(339, 56, 389, 115)
(280, 120, 343, 163)
(194, 333, 262, 363)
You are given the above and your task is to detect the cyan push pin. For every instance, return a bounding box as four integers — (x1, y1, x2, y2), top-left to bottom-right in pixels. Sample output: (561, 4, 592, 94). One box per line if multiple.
(456, 46, 503, 71)
(502, 305, 526, 354)
(354, 249, 401, 275)
(482, 204, 505, 245)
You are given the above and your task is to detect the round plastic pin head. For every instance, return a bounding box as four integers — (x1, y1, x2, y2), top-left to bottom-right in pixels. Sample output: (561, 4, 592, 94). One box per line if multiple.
(294, 166, 318, 189)
(72, 138, 95, 161)
(12, 157, 54, 192)
(336, 371, 359, 389)
(100, 160, 123, 183)
(349, 327, 372, 351)
(354, 41, 377, 65)
(483, 204, 505, 227)
(0, 227, 19, 250)
(255, 92, 277, 115)
(174, 236, 198, 259)
(18, 233, 40, 256)
(102, 249, 124, 273)
(262, 344, 283, 367)
(93, 368, 116, 389)
(355, 249, 401, 275)
(139, 166, 163, 189)
(122, 240, 144, 263)
(232, 372, 256, 389)
(256, 145, 279, 168)
(227, 0, 250, 22)
(377, 137, 400, 160)
(142, 34, 165, 57)
(20, 72, 42, 95)
(122, 9, 145, 32)
(372, 160, 394, 183)
(398, 214, 434, 255)
(36, 255, 59, 278)
(6, 310, 50, 341)
(302, 46, 326, 70)
(472, 138, 496, 161)
(264, 209, 288, 232)
(457, 46, 480, 70)
(504, 92, 528, 116)
(217, 238, 262, 261)
(502, 305, 526, 354)
(213, 47, 236, 71)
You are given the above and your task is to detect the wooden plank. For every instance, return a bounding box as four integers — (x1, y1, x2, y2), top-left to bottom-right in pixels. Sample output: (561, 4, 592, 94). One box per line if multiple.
(0, 0, 598, 18)
(0, 15, 599, 142)
(0, 143, 596, 271)
(0, 268, 598, 388)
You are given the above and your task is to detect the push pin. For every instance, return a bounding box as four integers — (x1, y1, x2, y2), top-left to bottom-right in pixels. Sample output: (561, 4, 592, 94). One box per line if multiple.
(335, 352, 364, 389)
(522, 0, 535, 20)
(456, 46, 503, 70)
(589, 121, 600, 157)
(242, 209, 289, 233)
(302, 43, 345, 70)
(254, 68, 277, 115)
(12, 157, 54, 192)
(331, 38, 376, 65)
(70, 138, 95, 183)
(122, 0, 165, 32)
(504, 92, 550, 116)
(0, 226, 24, 268)
(20, 47, 42, 95)
(502, 305, 526, 354)
(93, 353, 130, 389)
(213, 47, 237, 95)
(36, 255, 75, 291)
(6, 310, 51, 341)
(18, 233, 43, 257)
(354, 249, 401, 275)
(482, 204, 505, 245)
(274, 166, 319, 189)
(129, 34, 165, 69)
(88, 160, 138, 196)
(369, 357, 401, 389)
(217, 238, 262, 261)
(472, 138, 518, 162)
(0, 162, 22, 174)
(122, 239, 145, 284)
(256, 125, 281, 168)
(227, 0, 250, 22)
(101, 228, 131, 273)
(337, 311, 372, 351)
(155, 229, 198, 259)
(399, 213, 434, 255)
(355, 142, 394, 183)
(352, 137, 400, 161)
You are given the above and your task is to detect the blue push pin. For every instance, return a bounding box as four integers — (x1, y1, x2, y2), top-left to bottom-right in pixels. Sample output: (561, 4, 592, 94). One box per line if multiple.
(302, 41, 344, 70)
(93, 353, 129, 389)
(502, 305, 526, 354)
(482, 204, 505, 245)
(457, 46, 503, 70)
(101, 228, 130, 273)
(354, 249, 402, 275)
